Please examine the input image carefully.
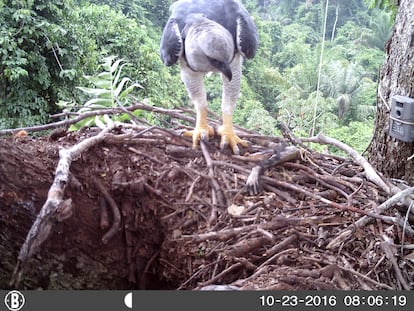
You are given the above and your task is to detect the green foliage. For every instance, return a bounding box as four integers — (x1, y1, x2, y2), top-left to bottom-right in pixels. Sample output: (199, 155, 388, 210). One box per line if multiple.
(233, 97, 280, 136)
(366, 9, 393, 50)
(0, 1, 186, 129)
(0, 0, 390, 154)
(241, 0, 387, 153)
(277, 90, 337, 136)
(363, 0, 398, 20)
(77, 56, 142, 109)
(59, 56, 141, 130)
(83, 0, 170, 28)
(326, 121, 374, 155)
(0, 0, 76, 128)
(319, 60, 376, 121)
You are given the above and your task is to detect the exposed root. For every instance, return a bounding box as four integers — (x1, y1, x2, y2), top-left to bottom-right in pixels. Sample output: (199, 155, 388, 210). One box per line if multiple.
(93, 176, 121, 244)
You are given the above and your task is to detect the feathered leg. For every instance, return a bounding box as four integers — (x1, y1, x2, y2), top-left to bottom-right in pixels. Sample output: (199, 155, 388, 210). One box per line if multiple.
(180, 63, 214, 148)
(219, 54, 248, 154)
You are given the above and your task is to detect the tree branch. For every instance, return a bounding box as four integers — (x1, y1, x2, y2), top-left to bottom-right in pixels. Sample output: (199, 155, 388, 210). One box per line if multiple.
(10, 123, 117, 287)
(0, 102, 195, 136)
(304, 133, 392, 194)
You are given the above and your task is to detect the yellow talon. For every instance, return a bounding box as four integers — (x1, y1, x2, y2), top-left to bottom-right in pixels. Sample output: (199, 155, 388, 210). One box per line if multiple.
(183, 107, 214, 149)
(183, 125, 215, 149)
(218, 114, 248, 154)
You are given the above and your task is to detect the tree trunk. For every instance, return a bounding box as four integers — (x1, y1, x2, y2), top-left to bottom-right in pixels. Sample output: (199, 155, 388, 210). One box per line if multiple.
(367, 0, 414, 184)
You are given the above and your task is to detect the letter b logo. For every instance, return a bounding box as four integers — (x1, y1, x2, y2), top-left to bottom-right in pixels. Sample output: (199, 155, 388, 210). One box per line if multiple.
(4, 291, 25, 311)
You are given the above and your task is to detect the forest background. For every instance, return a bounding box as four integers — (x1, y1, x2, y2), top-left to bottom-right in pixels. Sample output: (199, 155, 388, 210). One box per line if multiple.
(0, 0, 396, 153)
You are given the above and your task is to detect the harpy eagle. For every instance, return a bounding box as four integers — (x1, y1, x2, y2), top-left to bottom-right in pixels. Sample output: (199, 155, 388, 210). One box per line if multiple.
(160, 0, 259, 154)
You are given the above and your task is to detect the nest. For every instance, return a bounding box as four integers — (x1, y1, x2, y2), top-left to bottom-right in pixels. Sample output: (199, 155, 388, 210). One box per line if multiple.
(4, 103, 414, 290)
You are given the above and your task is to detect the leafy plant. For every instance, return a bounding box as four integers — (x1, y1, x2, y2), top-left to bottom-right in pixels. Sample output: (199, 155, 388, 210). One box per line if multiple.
(363, 0, 398, 20)
(320, 60, 376, 123)
(0, 0, 76, 128)
(326, 121, 374, 155)
(60, 56, 141, 130)
(78, 56, 141, 109)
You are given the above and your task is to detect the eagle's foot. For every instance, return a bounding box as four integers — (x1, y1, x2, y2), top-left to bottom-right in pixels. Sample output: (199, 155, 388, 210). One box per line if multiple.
(183, 124, 215, 149)
(218, 127, 248, 155)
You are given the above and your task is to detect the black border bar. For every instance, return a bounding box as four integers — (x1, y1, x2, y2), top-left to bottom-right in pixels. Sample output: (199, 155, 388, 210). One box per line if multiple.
(1, 290, 413, 311)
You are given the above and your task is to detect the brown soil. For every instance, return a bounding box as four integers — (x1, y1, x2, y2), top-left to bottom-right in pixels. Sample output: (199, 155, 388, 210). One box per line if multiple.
(0, 124, 413, 290)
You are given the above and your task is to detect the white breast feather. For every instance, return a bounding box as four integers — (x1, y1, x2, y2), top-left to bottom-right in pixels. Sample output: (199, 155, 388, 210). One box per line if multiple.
(236, 16, 242, 55)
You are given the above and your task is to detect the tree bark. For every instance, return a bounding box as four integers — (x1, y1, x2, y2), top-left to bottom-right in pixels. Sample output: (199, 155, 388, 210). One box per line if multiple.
(367, 0, 414, 184)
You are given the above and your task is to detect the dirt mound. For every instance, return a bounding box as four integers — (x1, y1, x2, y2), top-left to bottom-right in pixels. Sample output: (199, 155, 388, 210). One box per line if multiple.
(1, 121, 413, 290)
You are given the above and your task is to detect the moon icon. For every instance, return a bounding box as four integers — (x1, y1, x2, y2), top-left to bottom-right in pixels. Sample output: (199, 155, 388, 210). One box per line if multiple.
(124, 292, 133, 309)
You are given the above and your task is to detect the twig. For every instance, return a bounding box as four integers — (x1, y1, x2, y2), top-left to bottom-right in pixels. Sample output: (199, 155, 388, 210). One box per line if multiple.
(200, 140, 222, 224)
(10, 123, 117, 287)
(401, 200, 414, 254)
(196, 262, 243, 289)
(327, 187, 414, 249)
(186, 176, 201, 202)
(339, 264, 394, 289)
(232, 249, 298, 287)
(0, 102, 194, 136)
(264, 234, 298, 257)
(381, 235, 410, 290)
(0, 108, 126, 135)
(99, 196, 110, 230)
(93, 177, 121, 244)
(303, 133, 391, 193)
(177, 259, 222, 290)
(226, 237, 268, 257)
(128, 147, 164, 165)
(140, 250, 160, 289)
(303, 256, 394, 290)
(181, 217, 295, 242)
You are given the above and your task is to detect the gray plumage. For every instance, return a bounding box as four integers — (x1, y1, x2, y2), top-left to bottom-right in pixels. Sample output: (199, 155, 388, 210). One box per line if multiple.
(160, 0, 259, 68)
(160, 0, 259, 154)
(182, 14, 234, 80)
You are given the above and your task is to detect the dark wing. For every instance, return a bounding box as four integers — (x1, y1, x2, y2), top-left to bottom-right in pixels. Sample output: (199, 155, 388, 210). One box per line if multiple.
(160, 18, 183, 66)
(160, 0, 259, 64)
(236, 6, 259, 59)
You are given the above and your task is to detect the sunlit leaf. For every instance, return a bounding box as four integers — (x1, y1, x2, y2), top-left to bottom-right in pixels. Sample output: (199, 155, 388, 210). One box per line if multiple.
(119, 83, 143, 99)
(84, 98, 113, 107)
(95, 115, 106, 129)
(113, 63, 127, 88)
(111, 58, 124, 74)
(114, 77, 131, 98)
(76, 87, 112, 97)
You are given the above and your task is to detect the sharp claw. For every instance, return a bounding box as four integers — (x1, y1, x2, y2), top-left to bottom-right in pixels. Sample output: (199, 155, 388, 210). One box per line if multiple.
(219, 132, 248, 154)
(183, 125, 214, 149)
(245, 166, 261, 195)
(200, 130, 209, 142)
(239, 139, 249, 147)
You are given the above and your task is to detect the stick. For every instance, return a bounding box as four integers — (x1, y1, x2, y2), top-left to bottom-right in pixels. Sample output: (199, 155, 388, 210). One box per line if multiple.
(196, 262, 243, 289)
(10, 123, 116, 286)
(200, 140, 222, 224)
(327, 187, 414, 249)
(381, 235, 410, 290)
(93, 177, 121, 244)
(181, 217, 293, 242)
(0, 108, 124, 135)
(0, 102, 194, 136)
(304, 133, 391, 193)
